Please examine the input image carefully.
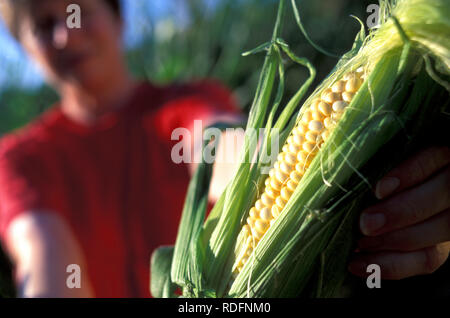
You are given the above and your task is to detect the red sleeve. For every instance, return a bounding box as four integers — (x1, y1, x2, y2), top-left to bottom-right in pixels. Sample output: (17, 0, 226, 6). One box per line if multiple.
(152, 79, 242, 142)
(0, 137, 46, 241)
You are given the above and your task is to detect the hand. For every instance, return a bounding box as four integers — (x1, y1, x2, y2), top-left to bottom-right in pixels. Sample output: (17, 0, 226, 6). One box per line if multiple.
(348, 146, 450, 280)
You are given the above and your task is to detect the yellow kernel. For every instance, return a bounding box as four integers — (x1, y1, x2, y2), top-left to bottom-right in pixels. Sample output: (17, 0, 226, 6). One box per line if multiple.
(287, 180, 297, 192)
(288, 143, 301, 155)
(251, 228, 263, 240)
(297, 150, 312, 164)
(331, 80, 346, 93)
(287, 136, 294, 144)
(261, 193, 274, 207)
(274, 161, 280, 170)
(305, 131, 320, 143)
(345, 77, 362, 93)
(271, 205, 281, 218)
(323, 92, 341, 104)
(277, 152, 285, 162)
(332, 112, 343, 121)
(270, 178, 282, 191)
(282, 144, 289, 153)
(312, 110, 325, 121)
(284, 152, 297, 165)
(255, 200, 264, 211)
(265, 185, 278, 199)
(308, 120, 324, 132)
(303, 141, 317, 153)
(296, 123, 308, 135)
(269, 168, 275, 178)
(292, 133, 305, 146)
(295, 163, 306, 175)
(275, 169, 289, 184)
(322, 130, 330, 141)
(304, 158, 313, 168)
(265, 178, 270, 187)
(240, 256, 248, 265)
(321, 88, 332, 99)
(301, 110, 313, 125)
(342, 92, 354, 103)
(255, 219, 269, 234)
(332, 101, 348, 112)
(247, 217, 255, 228)
(246, 248, 253, 256)
(280, 161, 293, 175)
(324, 117, 335, 129)
(280, 187, 292, 201)
(318, 102, 332, 116)
(249, 207, 258, 219)
(276, 196, 287, 209)
(290, 170, 303, 183)
(310, 99, 321, 112)
(343, 72, 356, 81)
(242, 224, 250, 234)
(260, 207, 272, 221)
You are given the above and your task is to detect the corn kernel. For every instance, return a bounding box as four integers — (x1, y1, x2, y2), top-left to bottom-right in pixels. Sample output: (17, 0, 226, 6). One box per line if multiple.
(342, 92, 354, 103)
(290, 170, 302, 183)
(331, 80, 346, 93)
(261, 193, 274, 207)
(346, 77, 362, 93)
(255, 220, 269, 234)
(260, 207, 272, 221)
(284, 152, 297, 165)
(332, 101, 348, 112)
(318, 102, 332, 116)
(323, 92, 341, 104)
(308, 120, 324, 132)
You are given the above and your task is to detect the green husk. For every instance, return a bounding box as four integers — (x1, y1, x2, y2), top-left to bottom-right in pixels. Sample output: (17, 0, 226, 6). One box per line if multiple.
(151, 246, 176, 298)
(150, 0, 450, 298)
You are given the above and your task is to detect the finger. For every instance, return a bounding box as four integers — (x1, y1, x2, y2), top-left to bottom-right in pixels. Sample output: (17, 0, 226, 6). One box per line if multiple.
(375, 146, 450, 200)
(358, 208, 450, 251)
(360, 166, 450, 236)
(348, 242, 450, 280)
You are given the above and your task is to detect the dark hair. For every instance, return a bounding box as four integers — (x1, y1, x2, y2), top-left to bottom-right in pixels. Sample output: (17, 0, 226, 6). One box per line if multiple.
(0, 0, 122, 39)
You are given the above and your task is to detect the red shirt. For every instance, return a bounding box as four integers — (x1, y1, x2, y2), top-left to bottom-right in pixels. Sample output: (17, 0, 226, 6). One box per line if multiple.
(0, 80, 239, 297)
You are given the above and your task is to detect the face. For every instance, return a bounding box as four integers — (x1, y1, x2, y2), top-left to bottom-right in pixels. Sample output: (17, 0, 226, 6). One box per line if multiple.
(18, 0, 124, 92)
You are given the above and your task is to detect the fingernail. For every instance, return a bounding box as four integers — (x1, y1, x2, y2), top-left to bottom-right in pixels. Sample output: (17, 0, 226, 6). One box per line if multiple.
(375, 177, 400, 199)
(360, 213, 386, 236)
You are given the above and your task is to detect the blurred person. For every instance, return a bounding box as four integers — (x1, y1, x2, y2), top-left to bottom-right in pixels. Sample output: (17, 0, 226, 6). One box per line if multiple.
(0, 0, 448, 298)
(0, 0, 244, 297)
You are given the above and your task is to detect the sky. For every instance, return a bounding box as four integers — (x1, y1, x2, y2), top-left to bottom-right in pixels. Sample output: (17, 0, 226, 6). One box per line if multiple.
(0, 0, 195, 89)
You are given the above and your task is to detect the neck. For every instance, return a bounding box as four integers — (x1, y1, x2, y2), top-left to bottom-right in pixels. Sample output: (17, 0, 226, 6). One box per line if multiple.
(59, 73, 138, 125)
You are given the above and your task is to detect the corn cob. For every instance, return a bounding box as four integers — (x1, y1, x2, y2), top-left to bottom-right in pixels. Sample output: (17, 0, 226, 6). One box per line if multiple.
(233, 69, 366, 274)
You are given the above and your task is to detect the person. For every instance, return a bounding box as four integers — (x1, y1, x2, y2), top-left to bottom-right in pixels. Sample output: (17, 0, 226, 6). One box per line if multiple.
(0, 0, 448, 298)
(0, 0, 244, 297)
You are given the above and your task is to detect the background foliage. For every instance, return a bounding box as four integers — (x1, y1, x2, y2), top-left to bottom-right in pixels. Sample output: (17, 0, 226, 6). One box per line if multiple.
(0, 0, 374, 133)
